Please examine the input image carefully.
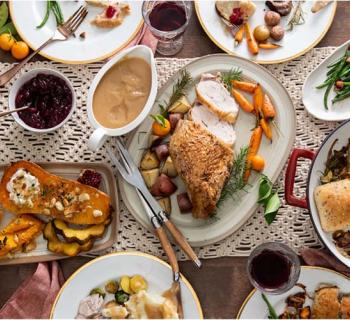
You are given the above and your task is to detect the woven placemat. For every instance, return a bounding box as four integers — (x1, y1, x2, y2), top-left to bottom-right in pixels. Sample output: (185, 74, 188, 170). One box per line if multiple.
(0, 47, 340, 260)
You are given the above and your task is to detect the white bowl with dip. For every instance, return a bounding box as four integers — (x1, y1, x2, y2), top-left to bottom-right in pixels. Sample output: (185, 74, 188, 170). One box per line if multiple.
(87, 45, 158, 151)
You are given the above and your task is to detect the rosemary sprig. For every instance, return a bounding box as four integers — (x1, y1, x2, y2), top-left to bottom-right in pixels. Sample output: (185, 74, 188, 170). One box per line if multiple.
(286, 1, 306, 32)
(221, 68, 242, 91)
(216, 146, 249, 209)
(158, 69, 193, 117)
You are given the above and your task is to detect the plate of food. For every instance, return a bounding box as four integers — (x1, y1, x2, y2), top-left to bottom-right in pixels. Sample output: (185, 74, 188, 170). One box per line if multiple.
(0, 161, 118, 265)
(195, 0, 337, 64)
(303, 39, 350, 121)
(285, 120, 350, 268)
(50, 251, 203, 319)
(237, 266, 350, 319)
(9, 0, 143, 64)
(119, 54, 296, 247)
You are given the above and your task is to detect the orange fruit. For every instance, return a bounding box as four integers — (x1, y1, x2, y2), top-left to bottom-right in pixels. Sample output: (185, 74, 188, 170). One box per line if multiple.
(0, 33, 15, 51)
(11, 41, 30, 60)
(251, 155, 265, 172)
(152, 118, 171, 137)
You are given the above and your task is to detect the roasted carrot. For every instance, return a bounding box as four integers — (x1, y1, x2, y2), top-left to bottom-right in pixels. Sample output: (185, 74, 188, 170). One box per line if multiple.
(244, 126, 263, 182)
(232, 80, 257, 93)
(262, 94, 276, 119)
(253, 84, 264, 116)
(244, 23, 259, 55)
(232, 89, 254, 113)
(260, 118, 273, 141)
(258, 43, 281, 50)
(234, 25, 245, 46)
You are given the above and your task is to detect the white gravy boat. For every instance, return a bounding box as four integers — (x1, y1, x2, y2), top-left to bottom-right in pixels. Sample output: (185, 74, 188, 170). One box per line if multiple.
(87, 45, 158, 151)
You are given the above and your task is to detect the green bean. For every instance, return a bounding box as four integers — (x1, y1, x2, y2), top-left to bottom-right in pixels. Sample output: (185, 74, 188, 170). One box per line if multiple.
(53, 1, 64, 24)
(51, 1, 64, 25)
(333, 90, 350, 103)
(324, 83, 333, 109)
(37, 1, 51, 29)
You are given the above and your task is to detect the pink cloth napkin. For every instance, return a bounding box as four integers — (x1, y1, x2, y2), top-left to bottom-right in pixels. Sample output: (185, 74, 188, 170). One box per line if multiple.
(301, 248, 350, 277)
(0, 261, 64, 319)
(126, 25, 158, 53)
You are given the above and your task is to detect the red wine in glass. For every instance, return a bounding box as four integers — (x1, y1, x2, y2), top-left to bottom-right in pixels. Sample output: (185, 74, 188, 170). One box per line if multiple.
(149, 1, 187, 32)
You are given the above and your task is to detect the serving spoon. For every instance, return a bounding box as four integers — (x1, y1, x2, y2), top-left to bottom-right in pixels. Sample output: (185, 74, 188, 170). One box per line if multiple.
(0, 106, 30, 118)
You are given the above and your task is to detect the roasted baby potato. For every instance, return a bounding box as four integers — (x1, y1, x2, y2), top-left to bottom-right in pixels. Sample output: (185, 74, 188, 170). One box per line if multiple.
(161, 156, 177, 178)
(148, 135, 163, 149)
(168, 96, 191, 114)
(150, 174, 177, 197)
(43, 221, 93, 257)
(141, 168, 160, 189)
(154, 144, 169, 162)
(130, 275, 148, 293)
(53, 219, 107, 245)
(157, 197, 171, 215)
(140, 150, 160, 170)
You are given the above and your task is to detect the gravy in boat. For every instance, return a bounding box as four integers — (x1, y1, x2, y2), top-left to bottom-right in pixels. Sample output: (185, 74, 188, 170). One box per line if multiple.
(93, 57, 151, 129)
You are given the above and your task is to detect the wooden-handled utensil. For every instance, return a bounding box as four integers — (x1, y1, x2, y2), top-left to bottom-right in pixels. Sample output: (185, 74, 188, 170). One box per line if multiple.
(0, 106, 30, 118)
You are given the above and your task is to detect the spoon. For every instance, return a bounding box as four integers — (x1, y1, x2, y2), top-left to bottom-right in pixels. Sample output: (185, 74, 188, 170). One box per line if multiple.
(0, 106, 31, 118)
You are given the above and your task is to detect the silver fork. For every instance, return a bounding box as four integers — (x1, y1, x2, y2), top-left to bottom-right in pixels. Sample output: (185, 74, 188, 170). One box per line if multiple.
(0, 5, 88, 87)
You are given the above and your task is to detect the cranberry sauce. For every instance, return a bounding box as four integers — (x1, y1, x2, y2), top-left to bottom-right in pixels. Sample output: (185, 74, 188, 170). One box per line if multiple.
(249, 249, 292, 289)
(15, 73, 72, 129)
(149, 2, 187, 32)
(77, 169, 102, 189)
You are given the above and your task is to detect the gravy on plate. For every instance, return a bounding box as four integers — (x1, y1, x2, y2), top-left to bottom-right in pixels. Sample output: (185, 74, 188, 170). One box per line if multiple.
(93, 57, 151, 129)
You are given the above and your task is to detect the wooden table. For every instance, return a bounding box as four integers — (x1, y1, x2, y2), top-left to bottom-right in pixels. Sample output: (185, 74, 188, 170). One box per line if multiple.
(0, 2, 349, 318)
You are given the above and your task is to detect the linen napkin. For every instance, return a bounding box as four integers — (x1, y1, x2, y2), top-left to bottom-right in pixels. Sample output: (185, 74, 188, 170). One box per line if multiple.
(126, 25, 158, 53)
(0, 261, 64, 319)
(301, 248, 350, 277)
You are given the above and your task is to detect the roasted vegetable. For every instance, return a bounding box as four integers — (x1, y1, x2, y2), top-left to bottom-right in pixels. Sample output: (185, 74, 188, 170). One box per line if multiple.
(264, 10, 281, 26)
(244, 126, 263, 182)
(157, 197, 171, 215)
(115, 291, 129, 304)
(245, 23, 259, 55)
(161, 156, 178, 178)
(53, 219, 106, 244)
(262, 94, 276, 119)
(43, 221, 93, 257)
(299, 306, 311, 319)
(105, 280, 119, 294)
(148, 134, 163, 148)
(0, 161, 111, 225)
(141, 168, 160, 189)
(232, 80, 257, 93)
(130, 275, 148, 293)
(120, 276, 132, 294)
(0, 215, 43, 257)
(232, 89, 254, 113)
(90, 287, 106, 298)
(266, 0, 292, 16)
(253, 25, 270, 42)
(234, 24, 245, 46)
(177, 193, 193, 213)
(140, 150, 160, 170)
(253, 84, 264, 116)
(260, 118, 273, 141)
(258, 43, 281, 50)
(270, 25, 285, 41)
(168, 96, 191, 113)
(154, 144, 170, 162)
(169, 113, 183, 131)
(150, 174, 177, 197)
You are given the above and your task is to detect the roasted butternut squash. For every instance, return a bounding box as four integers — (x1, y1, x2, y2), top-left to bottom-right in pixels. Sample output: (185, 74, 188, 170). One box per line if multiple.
(0, 161, 111, 225)
(43, 221, 93, 257)
(53, 219, 107, 244)
(0, 215, 43, 256)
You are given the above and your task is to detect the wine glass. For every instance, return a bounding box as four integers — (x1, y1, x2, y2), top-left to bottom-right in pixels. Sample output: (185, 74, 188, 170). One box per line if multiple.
(247, 242, 301, 295)
(142, 1, 192, 56)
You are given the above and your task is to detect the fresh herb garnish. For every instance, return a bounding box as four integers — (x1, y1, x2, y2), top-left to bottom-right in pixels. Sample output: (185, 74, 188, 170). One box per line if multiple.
(262, 293, 279, 319)
(258, 175, 281, 225)
(221, 68, 242, 91)
(158, 69, 193, 117)
(151, 114, 167, 127)
(216, 146, 249, 208)
(286, 1, 306, 31)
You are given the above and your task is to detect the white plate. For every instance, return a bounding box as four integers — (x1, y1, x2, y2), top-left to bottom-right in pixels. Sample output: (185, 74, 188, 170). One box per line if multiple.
(50, 251, 203, 319)
(303, 40, 350, 121)
(119, 54, 296, 247)
(195, 1, 336, 64)
(307, 120, 350, 268)
(9, 0, 143, 64)
(237, 266, 350, 319)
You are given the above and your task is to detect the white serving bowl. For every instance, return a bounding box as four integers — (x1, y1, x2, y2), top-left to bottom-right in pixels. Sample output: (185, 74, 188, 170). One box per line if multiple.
(8, 68, 76, 133)
(87, 45, 158, 151)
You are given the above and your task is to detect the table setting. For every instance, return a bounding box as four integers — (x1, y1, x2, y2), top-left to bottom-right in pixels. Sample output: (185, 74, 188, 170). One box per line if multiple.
(0, 0, 350, 319)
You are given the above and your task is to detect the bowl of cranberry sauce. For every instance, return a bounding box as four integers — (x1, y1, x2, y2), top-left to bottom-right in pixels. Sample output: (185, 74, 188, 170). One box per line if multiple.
(9, 69, 75, 133)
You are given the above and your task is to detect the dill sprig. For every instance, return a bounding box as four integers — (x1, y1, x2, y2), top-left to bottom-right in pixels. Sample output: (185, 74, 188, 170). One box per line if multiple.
(221, 68, 242, 91)
(158, 69, 193, 117)
(216, 146, 249, 209)
(286, 1, 306, 31)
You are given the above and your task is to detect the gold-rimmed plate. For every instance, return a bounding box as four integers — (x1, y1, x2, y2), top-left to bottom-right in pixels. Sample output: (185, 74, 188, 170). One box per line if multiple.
(9, 1, 143, 64)
(195, 1, 337, 64)
(50, 251, 203, 319)
(237, 266, 350, 318)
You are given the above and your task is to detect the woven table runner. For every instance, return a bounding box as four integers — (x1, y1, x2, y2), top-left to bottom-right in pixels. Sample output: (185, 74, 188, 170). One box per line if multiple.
(0, 47, 340, 260)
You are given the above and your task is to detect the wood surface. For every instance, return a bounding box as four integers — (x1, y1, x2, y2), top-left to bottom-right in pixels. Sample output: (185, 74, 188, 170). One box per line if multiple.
(0, 1, 348, 318)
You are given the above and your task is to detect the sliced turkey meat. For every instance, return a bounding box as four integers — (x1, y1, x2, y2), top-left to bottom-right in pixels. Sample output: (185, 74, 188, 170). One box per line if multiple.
(190, 103, 236, 146)
(196, 76, 239, 123)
